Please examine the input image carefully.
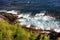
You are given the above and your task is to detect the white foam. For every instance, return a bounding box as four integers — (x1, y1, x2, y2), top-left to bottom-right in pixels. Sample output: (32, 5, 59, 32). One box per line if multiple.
(26, 24, 31, 28)
(35, 13, 45, 17)
(43, 16, 55, 21)
(18, 13, 31, 18)
(54, 29, 60, 32)
(34, 15, 55, 21)
(18, 14, 24, 18)
(6, 10, 18, 14)
(17, 11, 60, 32)
(18, 15, 59, 29)
(23, 14, 30, 18)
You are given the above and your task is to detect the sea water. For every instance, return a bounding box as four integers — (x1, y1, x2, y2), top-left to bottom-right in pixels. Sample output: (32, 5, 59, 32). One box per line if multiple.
(0, 10, 60, 32)
(17, 11, 60, 31)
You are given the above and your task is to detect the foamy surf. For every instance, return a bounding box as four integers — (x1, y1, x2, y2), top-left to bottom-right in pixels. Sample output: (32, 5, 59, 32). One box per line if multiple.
(0, 10, 18, 14)
(6, 10, 18, 14)
(18, 11, 60, 31)
(0, 10, 60, 32)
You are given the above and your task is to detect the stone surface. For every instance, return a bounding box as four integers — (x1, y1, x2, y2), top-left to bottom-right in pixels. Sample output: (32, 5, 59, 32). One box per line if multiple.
(0, 12, 18, 24)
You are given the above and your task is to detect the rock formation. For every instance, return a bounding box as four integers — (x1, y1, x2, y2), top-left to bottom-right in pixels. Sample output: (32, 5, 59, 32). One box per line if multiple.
(0, 12, 18, 24)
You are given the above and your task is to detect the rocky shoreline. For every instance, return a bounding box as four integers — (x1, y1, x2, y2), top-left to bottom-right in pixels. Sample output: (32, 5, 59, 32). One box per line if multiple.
(0, 12, 60, 33)
(0, 12, 18, 24)
(0, 12, 60, 40)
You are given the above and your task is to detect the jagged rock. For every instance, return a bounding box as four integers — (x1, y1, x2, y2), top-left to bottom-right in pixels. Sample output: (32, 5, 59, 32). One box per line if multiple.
(0, 12, 18, 24)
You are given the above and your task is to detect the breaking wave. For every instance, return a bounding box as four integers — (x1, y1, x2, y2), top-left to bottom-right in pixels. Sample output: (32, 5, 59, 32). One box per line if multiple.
(0, 10, 60, 32)
(18, 11, 60, 31)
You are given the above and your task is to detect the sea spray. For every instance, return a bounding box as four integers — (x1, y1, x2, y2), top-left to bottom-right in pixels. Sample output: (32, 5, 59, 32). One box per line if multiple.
(6, 10, 18, 14)
(0, 10, 60, 32)
(18, 11, 60, 31)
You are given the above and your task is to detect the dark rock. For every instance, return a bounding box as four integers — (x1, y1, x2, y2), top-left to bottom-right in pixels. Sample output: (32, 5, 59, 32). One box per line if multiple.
(0, 12, 18, 24)
(45, 13, 60, 19)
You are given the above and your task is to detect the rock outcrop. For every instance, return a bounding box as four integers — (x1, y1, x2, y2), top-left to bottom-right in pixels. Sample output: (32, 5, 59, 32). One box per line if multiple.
(0, 12, 18, 24)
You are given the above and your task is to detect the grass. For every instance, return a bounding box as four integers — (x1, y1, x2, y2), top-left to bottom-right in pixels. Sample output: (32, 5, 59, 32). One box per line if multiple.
(0, 20, 60, 40)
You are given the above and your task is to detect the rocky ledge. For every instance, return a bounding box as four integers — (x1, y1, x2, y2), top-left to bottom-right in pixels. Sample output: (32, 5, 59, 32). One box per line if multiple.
(0, 12, 18, 24)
